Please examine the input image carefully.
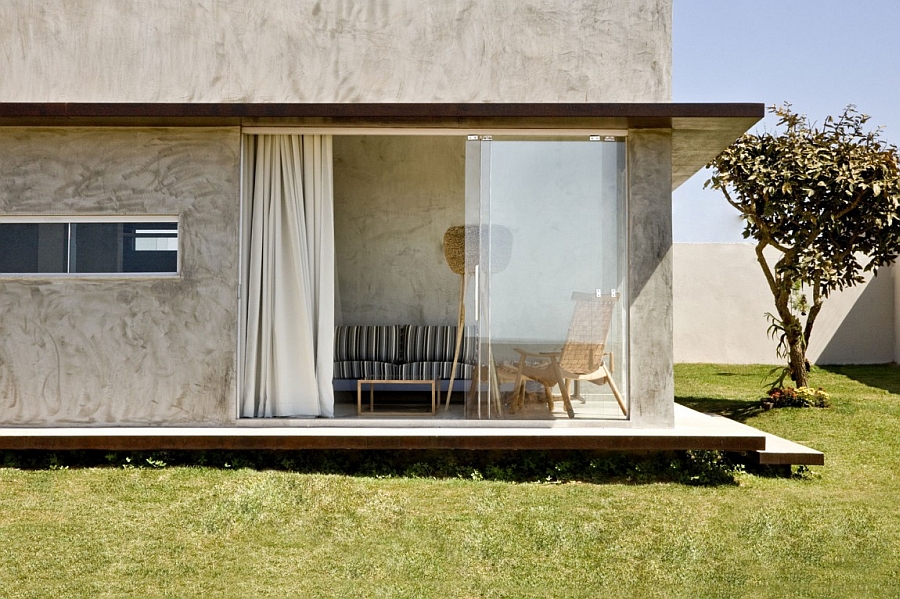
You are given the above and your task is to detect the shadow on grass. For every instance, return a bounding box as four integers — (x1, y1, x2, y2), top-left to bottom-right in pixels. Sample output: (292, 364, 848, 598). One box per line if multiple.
(676, 396, 764, 423)
(1, 448, 743, 486)
(818, 364, 900, 395)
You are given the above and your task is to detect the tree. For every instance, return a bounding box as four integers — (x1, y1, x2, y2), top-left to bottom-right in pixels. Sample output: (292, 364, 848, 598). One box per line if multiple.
(706, 104, 900, 388)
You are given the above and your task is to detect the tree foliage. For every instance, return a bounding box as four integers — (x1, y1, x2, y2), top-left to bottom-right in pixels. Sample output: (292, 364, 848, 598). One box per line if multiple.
(706, 104, 900, 387)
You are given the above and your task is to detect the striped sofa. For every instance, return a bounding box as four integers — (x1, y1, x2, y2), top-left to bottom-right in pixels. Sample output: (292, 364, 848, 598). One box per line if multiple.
(333, 325, 476, 383)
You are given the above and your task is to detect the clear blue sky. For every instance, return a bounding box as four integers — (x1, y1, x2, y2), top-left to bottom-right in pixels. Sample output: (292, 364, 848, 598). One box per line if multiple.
(672, 0, 900, 242)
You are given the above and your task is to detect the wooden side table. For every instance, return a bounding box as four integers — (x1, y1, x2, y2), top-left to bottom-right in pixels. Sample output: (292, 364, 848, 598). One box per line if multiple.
(357, 379, 437, 416)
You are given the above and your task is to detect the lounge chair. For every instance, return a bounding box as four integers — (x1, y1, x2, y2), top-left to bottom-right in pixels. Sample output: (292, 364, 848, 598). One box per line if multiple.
(509, 292, 626, 418)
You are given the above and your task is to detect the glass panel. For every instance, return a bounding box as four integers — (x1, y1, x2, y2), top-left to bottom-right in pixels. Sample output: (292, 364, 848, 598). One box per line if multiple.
(0, 220, 178, 274)
(71, 223, 122, 273)
(0, 223, 67, 273)
(462, 138, 489, 418)
(69, 222, 178, 273)
(122, 223, 178, 272)
(468, 137, 628, 420)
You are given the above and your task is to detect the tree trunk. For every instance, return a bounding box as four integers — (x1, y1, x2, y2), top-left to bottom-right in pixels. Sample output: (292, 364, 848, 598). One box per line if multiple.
(776, 287, 810, 389)
(787, 338, 810, 388)
(756, 243, 813, 389)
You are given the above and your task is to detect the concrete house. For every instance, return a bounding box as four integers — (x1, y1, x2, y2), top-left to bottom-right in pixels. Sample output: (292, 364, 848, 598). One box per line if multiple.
(0, 0, 775, 452)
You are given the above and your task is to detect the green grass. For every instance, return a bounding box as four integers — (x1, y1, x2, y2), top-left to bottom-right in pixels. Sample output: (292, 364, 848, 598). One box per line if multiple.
(2, 364, 900, 598)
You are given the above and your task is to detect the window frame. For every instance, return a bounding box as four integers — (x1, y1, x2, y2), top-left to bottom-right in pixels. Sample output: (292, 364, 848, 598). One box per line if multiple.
(0, 215, 181, 277)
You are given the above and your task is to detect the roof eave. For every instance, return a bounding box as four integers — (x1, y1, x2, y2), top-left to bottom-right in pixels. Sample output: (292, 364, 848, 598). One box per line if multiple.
(0, 102, 764, 189)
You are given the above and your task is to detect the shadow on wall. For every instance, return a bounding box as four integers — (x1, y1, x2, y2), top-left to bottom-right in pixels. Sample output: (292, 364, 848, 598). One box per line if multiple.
(814, 269, 895, 365)
(817, 364, 900, 395)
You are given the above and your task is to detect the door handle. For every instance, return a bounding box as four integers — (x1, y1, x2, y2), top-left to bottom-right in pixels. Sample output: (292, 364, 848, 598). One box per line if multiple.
(474, 264, 479, 321)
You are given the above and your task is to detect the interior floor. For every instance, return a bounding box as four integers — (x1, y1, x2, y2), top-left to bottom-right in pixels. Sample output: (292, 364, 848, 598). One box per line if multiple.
(333, 382, 627, 421)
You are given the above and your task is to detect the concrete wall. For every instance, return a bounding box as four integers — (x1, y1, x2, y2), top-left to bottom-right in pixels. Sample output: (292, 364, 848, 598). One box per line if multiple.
(0, 0, 671, 103)
(896, 264, 900, 363)
(628, 130, 674, 427)
(0, 128, 240, 425)
(333, 136, 465, 325)
(674, 243, 897, 365)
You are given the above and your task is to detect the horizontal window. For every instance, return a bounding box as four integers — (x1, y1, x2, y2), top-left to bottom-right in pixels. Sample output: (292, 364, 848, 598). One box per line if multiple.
(0, 220, 178, 274)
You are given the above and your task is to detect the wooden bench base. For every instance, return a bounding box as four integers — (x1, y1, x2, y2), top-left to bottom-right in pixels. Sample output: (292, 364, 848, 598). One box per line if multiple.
(357, 379, 437, 416)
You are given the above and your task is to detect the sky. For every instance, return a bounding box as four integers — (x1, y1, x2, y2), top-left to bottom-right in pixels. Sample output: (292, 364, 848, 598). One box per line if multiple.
(672, 0, 900, 242)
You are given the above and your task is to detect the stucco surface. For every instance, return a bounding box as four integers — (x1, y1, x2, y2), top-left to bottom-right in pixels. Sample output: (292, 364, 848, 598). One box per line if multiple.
(0, 128, 240, 425)
(674, 243, 897, 365)
(0, 0, 671, 103)
(627, 130, 674, 427)
(334, 136, 465, 325)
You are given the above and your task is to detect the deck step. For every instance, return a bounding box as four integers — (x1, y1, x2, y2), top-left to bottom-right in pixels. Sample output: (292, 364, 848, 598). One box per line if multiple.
(750, 432, 824, 466)
(703, 413, 824, 466)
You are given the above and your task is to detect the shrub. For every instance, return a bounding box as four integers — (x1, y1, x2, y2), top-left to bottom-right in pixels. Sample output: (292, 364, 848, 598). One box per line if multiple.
(763, 386, 830, 409)
(0, 449, 742, 485)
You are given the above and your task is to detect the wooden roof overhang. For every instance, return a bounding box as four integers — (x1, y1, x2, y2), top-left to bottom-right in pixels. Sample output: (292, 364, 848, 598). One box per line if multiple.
(0, 102, 763, 189)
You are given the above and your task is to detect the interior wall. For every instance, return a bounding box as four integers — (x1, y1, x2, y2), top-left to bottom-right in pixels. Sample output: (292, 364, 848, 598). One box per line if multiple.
(0, 0, 670, 103)
(0, 128, 240, 425)
(674, 243, 897, 365)
(334, 135, 465, 325)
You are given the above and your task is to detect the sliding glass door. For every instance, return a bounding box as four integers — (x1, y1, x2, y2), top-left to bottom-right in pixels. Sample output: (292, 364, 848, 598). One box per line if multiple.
(464, 136, 628, 420)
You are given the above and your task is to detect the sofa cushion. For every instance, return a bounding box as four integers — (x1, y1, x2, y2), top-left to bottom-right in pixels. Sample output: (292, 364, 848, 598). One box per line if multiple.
(404, 326, 475, 364)
(334, 325, 403, 363)
(333, 361, 400, 380)
(400, 362, 474, 381)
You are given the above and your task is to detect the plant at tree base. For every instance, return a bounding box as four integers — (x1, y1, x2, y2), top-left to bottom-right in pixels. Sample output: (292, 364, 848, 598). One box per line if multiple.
(706, 104, 900, 388)
(763, 386, 830, 409)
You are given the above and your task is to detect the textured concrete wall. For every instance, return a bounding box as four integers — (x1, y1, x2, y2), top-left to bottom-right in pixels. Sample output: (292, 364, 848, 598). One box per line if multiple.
(0, 0, 671, 103)
(628, 130, 674, 427)
(334, 136, 465, 325)
(0, 129, 240, 425)
(674, 243, 897, 365)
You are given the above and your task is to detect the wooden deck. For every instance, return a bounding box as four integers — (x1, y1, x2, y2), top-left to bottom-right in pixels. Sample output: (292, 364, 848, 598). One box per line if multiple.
(700, 414, 825, 466)
(0, 405, 823, 464)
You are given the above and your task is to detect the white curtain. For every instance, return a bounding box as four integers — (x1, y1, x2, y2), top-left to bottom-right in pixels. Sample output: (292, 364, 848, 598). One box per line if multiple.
(241, 134, 335, 418)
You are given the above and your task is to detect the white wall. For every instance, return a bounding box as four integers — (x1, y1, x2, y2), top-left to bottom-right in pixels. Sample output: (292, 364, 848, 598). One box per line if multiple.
(0, 0, 671, 103)
(896, 263, 900, 363)
(674, 243, 897, 365)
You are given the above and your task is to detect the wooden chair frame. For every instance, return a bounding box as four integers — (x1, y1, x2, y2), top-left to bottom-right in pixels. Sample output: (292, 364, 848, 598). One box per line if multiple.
(509, 293, 626, 418)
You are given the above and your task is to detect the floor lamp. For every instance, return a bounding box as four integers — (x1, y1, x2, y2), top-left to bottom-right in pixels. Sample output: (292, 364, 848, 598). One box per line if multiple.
(442, 226, 471, 410)
(442, 225, 512, 412)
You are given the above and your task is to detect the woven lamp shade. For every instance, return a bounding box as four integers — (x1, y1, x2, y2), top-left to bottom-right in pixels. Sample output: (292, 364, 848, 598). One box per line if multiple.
(442, 225, 512, 275)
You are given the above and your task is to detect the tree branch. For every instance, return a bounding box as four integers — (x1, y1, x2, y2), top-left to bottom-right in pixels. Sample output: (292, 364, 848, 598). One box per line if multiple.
(719, 186, 745, 213)
(803, 279, 823, 346)
(833, 188, 868, 222)
(754, 240, 781, 301)
(748, 190, 795, 255)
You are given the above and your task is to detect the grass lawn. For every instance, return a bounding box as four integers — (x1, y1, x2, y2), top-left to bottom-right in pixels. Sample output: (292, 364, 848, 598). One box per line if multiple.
(2, 364, 899, 598)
